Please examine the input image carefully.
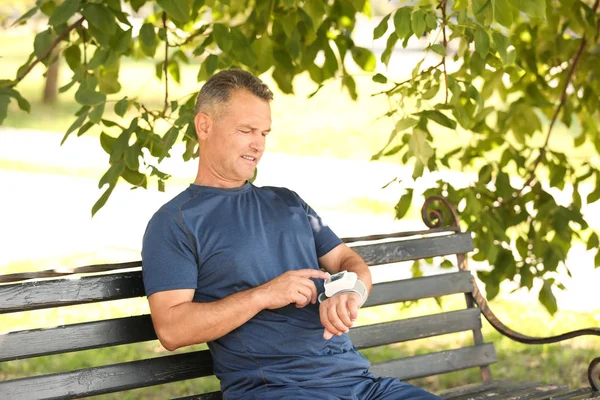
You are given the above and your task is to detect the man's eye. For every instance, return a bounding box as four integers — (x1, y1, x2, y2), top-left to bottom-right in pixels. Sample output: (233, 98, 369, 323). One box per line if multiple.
(240, 130, 251, 134)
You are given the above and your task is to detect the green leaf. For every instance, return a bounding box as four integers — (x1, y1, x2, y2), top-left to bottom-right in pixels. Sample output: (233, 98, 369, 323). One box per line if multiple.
(122, 168, 147, 188)
(157, 0, 191, 22)
(0, 95, 10, 125)
(100, 131, 117, 154)
(508, 0, 546, 19)
(63, 45, 81, 71)
(393, 7, 412, 40)
(213, 24, 232, 52)
(411, 10, 426, 38)
(430, 44, 446, 56)
(303, 0, 326, 31)
(396, 117, 419, 132)
(373, 14, 390, 40)
(409, 129, 434, 165)
(159, 127, 180, 162)
(381, 34, 399, 66)
(75, 85, 106, 106)
(587, 233, 599, 251)
(474, 28, 490, 57)
(114, 97, 129, 117)
(419, 110, 457, 129)
(33, 29, 54, 61)
(92, 183, 116, 217)
(492, 32, 509, 63)
(395, 189, 413, 219)
(168, 61, 181, 84)
(252, 36, 274, 74)
(492, 0, 513, 27)
(12, 6, 39, 27)
(82, 4, 117, 35)
(62, 111, 88, 144)
(49, 0, 81, 26)
(125, 144, 141, 170)
(372, 73, 387, 83)
(351, 47, 376, 72)
(539, 280, 558, 315)
(88, 102, 105, 123)
(425, 13, 437, 30)
(139, 23, 157, 57)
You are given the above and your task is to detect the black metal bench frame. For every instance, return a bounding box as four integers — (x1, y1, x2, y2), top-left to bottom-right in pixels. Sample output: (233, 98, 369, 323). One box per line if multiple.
(1, 196, 599, 399)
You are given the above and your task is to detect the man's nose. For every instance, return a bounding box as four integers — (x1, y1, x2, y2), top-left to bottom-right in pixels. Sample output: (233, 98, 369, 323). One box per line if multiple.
(250, 134, 265, 152)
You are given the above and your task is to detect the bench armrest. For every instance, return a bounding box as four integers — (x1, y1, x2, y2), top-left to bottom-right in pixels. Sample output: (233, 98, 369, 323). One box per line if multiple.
(422, 196, 600, 392)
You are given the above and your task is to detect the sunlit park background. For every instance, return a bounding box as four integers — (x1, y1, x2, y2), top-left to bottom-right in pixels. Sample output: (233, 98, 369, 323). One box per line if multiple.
(1, 0, 599, 398)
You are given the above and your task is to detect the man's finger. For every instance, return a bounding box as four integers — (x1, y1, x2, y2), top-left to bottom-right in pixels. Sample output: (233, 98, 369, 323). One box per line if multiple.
(346, 293, 360, 321)
(293, 269, 329, 280)
(323, 328, 335, 340)
(336, 300, 353, 328)
(327, 304, 349, 333)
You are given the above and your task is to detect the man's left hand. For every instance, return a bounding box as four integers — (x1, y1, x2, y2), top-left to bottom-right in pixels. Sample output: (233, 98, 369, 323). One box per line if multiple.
(319, 292, 361, 340)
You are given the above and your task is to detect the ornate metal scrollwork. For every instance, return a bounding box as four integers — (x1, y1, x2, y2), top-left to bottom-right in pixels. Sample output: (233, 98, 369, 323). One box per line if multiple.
(590, 357, 600, 391)
(421, 195, 461, 230)
(424, 195, 600, 391)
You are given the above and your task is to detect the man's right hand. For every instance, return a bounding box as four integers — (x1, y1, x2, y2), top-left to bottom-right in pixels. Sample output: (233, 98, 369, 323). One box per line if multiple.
(257, 269, 329, 309)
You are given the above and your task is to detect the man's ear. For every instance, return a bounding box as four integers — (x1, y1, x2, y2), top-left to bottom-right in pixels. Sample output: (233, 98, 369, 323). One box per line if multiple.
(194, 113, 211, 141)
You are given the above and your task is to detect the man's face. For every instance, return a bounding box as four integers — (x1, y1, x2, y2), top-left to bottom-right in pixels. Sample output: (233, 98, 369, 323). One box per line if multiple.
(200, 89, 272, 186)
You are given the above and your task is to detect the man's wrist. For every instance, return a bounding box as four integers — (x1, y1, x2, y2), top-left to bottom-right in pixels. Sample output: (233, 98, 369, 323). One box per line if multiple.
(318, 279, 368, 307)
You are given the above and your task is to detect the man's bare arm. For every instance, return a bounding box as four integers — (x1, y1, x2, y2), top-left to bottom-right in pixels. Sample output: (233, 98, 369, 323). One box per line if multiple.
(317, 244, 372, 339)
(148, 268, 329, 351)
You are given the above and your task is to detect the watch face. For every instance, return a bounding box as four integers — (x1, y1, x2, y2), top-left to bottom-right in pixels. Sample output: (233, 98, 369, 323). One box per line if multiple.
(329, 272, 345, 282)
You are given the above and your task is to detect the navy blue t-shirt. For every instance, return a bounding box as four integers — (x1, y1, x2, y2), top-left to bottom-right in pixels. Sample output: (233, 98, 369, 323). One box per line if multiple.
(142, 183, 372, 398)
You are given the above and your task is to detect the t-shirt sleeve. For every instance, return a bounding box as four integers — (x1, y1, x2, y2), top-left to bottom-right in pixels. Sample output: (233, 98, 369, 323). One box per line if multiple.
(141, 210, 198, 297)
(292, 192, 343, 258)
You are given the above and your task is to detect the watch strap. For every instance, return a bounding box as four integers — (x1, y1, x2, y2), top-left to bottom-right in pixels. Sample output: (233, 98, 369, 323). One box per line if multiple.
(318, 279, 368, 307)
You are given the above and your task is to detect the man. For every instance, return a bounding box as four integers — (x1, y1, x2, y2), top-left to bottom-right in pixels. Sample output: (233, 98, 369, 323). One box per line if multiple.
(142, 69, 440, 399)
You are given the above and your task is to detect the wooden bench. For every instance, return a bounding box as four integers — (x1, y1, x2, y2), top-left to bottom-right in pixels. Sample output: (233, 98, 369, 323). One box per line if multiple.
(1, 196, 599, 399)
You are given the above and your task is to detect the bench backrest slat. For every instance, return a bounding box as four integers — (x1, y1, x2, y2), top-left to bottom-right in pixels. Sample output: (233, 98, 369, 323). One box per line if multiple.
(364, 271, 473, 307)
(0, 315, 155, 362)
(349, 308, 481, 349)
(0, 233, 473, 314)
(370, 343, 497, 381)
(0, 350, 214, 400)
(353, 232, 473, 265)
(0, 273, 144, 314)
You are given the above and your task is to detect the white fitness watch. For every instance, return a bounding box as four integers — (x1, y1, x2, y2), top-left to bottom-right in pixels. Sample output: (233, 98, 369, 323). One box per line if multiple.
(318, 271, 368, 307)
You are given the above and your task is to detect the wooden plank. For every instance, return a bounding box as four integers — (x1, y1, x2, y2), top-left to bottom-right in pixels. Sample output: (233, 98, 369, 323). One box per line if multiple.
(440, 380, 509, 399)
(551, 387, 600, 400)
(172, 392, 222, 400)
(352, 232, 473, 266)
(0, 315, 156, 362)
(364, 271, 474, 308)
(445, 381, 541, 400)
(515, 384, 570, 400)
(0, 350, 214, 400)
(370, 344, 496, 380)
(350, 308, 481, 349)
(0, 272, 144, 313)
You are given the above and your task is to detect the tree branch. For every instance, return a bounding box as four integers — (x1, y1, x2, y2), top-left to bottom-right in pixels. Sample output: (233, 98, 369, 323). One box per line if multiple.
(517, 0, 599, 195)
(9, 17, 84, 88)
(162, 12, 169, 112)
(372, 61, 444, 97)
(438, 0, 449, 103)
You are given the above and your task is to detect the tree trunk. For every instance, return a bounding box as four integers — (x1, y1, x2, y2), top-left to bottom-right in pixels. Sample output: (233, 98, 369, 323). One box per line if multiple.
(43, 47, 60, 104)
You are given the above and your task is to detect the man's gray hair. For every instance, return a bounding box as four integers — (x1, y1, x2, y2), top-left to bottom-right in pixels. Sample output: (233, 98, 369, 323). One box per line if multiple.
(194, 69, 274, 119)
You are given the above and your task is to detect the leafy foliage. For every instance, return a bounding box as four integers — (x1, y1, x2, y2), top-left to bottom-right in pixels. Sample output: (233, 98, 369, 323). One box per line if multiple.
(2, 0, 599, 313)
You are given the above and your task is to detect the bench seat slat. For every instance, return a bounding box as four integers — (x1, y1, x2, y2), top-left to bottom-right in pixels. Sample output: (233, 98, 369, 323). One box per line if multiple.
(0, 272, 145, 314)
(352, 232, 473, 265)
(364, 271, 473, 307)
(0, 350, 214, 400)
(0, 315, 156, 362)
(172, 392, 222, 400)
(370, 344, 496, 381)
(350, 308, 481, 349)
